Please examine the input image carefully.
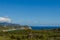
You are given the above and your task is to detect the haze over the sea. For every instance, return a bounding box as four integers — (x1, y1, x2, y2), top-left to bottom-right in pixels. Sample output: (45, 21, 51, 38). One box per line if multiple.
(0, 0, 60, 26)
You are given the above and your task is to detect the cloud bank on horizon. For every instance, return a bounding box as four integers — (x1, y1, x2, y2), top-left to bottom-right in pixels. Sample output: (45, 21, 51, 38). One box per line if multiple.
(0, 17, 11, 23)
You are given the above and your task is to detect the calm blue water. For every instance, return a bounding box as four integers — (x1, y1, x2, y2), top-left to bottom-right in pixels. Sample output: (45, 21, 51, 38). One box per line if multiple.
(31, 26, 60, 30)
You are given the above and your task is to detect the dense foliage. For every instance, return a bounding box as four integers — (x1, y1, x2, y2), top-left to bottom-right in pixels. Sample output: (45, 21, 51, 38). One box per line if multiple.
(0, 29, 60, 40)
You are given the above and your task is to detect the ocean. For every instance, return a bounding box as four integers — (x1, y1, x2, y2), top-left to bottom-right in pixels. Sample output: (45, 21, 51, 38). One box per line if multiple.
(31, 26, 60, 30)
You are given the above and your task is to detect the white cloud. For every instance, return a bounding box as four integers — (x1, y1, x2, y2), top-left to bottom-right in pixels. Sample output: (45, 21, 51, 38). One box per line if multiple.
(0, 17, 11, 23)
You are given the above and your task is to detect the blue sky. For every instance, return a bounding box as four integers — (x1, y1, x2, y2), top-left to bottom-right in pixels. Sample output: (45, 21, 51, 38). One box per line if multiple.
(0, 0, 60, 26)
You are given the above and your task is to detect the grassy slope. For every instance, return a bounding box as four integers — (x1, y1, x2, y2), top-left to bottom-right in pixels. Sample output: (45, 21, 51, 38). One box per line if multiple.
(0, 29, 60, 40)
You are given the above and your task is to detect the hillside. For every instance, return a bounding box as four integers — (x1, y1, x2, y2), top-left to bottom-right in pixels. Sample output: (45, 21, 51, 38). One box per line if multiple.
(0, 28, 60, 40)
(0, 22, 32, 32)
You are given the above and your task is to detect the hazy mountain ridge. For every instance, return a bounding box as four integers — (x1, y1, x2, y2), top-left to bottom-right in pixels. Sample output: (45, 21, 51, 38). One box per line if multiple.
(0, 22, 32, 31)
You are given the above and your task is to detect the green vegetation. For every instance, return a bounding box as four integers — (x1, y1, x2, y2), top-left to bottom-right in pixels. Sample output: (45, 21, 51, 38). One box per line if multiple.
(0, 23, 60, 40)
(0, 29, 60, 40)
